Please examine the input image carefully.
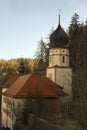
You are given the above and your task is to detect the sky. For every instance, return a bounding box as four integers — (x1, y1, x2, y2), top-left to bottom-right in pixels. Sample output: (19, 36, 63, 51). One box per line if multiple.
(0, 0, 87, 60)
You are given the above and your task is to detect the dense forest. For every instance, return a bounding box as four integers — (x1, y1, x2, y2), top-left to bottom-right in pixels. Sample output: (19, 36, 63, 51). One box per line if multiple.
(0, 13, 87, 129)
(68, 13, 87, 127)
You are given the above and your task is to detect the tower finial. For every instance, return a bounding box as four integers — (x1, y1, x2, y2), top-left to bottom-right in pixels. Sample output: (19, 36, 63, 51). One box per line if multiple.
(59, 9, 61, 25)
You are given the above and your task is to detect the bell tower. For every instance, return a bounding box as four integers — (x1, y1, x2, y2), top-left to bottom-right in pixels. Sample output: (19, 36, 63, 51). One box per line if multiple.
(18, 58, 25, 75)
(47, 14, 72, 98)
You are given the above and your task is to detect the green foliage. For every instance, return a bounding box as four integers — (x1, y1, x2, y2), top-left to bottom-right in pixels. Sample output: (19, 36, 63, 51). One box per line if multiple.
(0, 58, 35, 79)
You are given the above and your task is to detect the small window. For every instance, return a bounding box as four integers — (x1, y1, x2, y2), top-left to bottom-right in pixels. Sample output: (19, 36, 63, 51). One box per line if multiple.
(62, 56, 65, 63)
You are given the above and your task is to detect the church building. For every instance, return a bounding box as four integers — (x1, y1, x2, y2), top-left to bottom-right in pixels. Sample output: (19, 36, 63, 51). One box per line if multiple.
(46, 14, 72, 99)
(1, 14, 72, 130)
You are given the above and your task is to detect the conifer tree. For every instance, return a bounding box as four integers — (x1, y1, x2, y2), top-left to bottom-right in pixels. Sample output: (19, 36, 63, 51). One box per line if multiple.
(68, 13, 87, 127)
(34, 38, 48, 72)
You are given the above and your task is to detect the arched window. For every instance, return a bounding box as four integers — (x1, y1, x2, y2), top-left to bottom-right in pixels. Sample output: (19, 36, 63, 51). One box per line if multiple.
(62, 56, 65, 63)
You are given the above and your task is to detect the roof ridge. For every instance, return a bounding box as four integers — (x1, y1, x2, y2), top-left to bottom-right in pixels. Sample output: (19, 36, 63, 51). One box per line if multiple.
(14, 74, 32, 97)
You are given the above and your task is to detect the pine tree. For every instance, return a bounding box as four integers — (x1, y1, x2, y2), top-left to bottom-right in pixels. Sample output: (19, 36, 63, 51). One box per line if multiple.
(68, 13, 87, 127)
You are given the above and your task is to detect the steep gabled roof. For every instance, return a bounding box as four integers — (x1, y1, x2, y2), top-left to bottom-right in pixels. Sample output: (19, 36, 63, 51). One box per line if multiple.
(3, 73, 67, 98)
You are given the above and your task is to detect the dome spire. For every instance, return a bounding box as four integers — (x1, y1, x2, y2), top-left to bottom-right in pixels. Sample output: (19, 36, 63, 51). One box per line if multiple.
(50, 10, 69, 48)
(58, 9, 61, 25)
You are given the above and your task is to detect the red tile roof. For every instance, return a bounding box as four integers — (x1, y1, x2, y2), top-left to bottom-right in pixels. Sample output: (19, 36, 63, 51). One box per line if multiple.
(3, 73, 67, 98)
(3, 73, 68, 112)
(2, 75, 19, 88)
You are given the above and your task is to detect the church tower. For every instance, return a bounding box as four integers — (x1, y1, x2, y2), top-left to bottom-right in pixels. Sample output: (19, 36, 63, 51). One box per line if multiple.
(46, 14, 72, 98)
(18, 58, 25, 75)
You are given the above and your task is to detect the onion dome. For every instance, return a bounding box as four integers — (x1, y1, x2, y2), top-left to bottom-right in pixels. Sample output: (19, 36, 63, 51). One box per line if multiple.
(49, 15, 68, 48)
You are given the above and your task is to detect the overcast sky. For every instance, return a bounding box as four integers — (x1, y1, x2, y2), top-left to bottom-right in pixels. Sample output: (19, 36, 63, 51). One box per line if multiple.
(0, 0, 87, 60)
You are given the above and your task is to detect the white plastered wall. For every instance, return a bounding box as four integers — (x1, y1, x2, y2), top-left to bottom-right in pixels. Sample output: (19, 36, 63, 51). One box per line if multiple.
(47, 67, 72, 96)
(46, 68, 56, 82)
(1, 95, 25, 130)
(55, 68, 72, 95)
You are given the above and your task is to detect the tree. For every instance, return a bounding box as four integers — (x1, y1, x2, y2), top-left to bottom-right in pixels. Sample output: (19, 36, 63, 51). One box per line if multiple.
(34, 38, 48, 72)
(68, 13, 83, 70)
(68, 13, 80, 38)
(68, 13, 87, 127)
